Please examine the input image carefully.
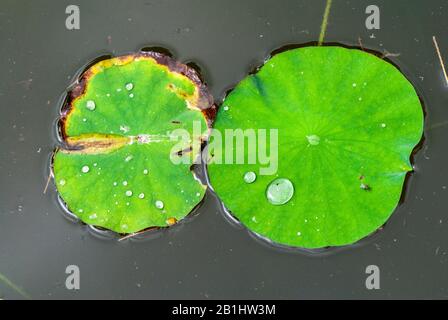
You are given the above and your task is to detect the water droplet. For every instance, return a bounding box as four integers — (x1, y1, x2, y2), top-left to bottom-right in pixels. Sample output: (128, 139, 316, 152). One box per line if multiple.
(81, 165, 90, 173)
(86, 100, 96, 110)
(155, 200, 164, 209)
(120, 125, 130, 133)
(129, 93, 134, 98)
(243, 171, 256, 183)
(113, 182, 117, 186)
(138, 193, 145, 199)
(297, 231, 301, 236)
(196, 192, 200, 197)
(143, 169, 149, 175)
(125, 82, 134, 91)
(381, 123, 386, 128)
(89, 213, 97, 219)
(223, 105, 229, 111)
(123, 181, 128, 186)
(306, 134, 320, 145)
(352, 83, 357, 87)
(125, 190, 133, 197)
(266, 178, 294, 205)
(82, 118, 87, 122)
(59, 179, 66, 186)
(125, 155, 133, 162)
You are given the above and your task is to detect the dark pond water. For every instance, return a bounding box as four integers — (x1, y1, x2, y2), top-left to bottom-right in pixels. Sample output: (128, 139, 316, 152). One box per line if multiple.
(0, 0, 447, 299)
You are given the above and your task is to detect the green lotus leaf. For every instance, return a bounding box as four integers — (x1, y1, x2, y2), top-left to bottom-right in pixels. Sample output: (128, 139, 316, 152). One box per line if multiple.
(53, 53, 213, 233)
(207, 46, 424, 249)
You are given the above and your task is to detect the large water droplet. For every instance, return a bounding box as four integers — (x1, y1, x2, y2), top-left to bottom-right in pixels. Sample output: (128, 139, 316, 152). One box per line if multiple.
(266, 178, 294, 205)
(125, 82, 134, 91)
(243, 171, 256, 184)
(81, 165, 90, 173)
(86, 100, 96, 111)
(306, 135, 320, 145)
(155, 200, 164, 209)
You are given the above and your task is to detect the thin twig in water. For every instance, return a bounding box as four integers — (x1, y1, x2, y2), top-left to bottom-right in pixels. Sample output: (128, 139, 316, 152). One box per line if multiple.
(381, 50, 401, 59)
(43, 171, 53, 194)
(118, 233, 138, 241)
(318, 0, 333, 46)
(118, 230, 149, 242)
(428, 120, 448, 130)
(0, 272, 31, 299)
(432, 35, 448, 87)
(358, 37, 364, 50)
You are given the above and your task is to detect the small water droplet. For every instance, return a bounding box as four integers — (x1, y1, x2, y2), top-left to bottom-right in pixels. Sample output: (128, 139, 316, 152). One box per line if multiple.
(125, 155, 133, 162)
(143, 169, 149, 175)
(125, 83, 134, 91)
(81, 165, 90, 173)
(59, 179, 66, 186)
(86, 100, 96, 110)
(125, 190, 133, 197)
(352, 83, 357, 87)
(155, 200, 164, 209)
(138, 193, 145, 199)
(223, 105, 229, 111)
(266, 178, 294, 205)
(297, 231, 301, 236)
(89, 213, 97, 219)
(129, 93, 134, 98)
(113, 182, 118, 186)
(120, 125, 130, 133)
(381, 123, 386, 128)
(123, 181, 128, 186)
(243, 171, 257, 183)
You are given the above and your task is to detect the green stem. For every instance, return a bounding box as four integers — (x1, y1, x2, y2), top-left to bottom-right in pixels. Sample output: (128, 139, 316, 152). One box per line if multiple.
(318, 0, 333, 46)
